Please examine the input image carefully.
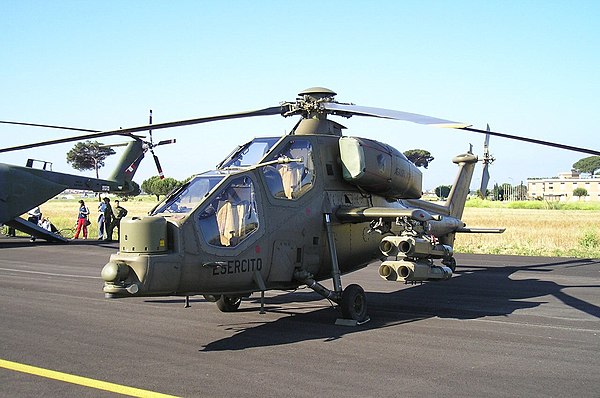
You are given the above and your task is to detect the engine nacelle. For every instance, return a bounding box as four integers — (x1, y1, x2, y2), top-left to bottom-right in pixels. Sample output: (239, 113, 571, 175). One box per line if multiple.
(339, 137, 422, 199)
(378, 260, 452, 282)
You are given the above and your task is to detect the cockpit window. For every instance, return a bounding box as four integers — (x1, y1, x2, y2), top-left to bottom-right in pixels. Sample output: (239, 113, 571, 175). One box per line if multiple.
(151, 174, 223, 214)
(197, 176, 259, 247)
(263, 139, 315, 200)
(219, 137, 280, 169)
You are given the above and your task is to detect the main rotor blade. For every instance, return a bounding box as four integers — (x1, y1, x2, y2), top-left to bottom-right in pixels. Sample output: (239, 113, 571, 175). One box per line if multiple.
(0, 106, 282, 153)
(0, 120, 100, 133)
(325, 103, 600, 157)
(461, 126, 600, 156)
(322, 103, 469, 128)
(0, 131, 137, 153)
(114, 106, 285, 135)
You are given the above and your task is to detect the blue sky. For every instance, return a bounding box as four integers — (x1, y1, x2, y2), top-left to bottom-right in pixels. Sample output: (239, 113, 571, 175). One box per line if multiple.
(2, 1, 599, 190)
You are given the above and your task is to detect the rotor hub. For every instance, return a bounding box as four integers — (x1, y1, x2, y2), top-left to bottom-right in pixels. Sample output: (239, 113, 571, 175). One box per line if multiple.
(297, 87, 337, 101)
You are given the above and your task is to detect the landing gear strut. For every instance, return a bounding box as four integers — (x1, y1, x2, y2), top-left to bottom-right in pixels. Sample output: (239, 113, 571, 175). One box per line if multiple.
(295, 213, 370, 324)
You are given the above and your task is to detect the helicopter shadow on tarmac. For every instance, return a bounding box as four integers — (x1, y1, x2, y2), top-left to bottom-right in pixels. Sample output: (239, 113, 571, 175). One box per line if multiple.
(198, 258, 600, 352)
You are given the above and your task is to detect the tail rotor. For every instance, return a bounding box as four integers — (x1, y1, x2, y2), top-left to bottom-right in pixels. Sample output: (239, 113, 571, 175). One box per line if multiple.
(479, 124, 495, 199)
(146, 110, 175, 179)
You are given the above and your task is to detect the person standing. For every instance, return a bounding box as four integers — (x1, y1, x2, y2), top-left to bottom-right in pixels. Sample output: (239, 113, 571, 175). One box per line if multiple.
(97, 199, 107, 240)
(112, 200, 128, 241)
(72, 200, 90, 239)
(102, 197, 115, 241)
(28, 206, 42, 241)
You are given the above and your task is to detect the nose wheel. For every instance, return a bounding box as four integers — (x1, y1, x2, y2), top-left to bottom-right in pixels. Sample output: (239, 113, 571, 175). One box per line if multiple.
(216, 295, 242, 312)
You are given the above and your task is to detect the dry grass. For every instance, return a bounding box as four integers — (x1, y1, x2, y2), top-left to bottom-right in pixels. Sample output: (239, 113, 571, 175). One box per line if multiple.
(14, 197, 158, 238)
(456, 207, 600, 258)
(8, 197, 600, 258)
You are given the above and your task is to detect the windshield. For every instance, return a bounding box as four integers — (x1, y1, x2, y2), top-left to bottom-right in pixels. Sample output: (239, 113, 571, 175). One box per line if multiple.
(219, 137, 280, 169)
(151, 173, 224, 214)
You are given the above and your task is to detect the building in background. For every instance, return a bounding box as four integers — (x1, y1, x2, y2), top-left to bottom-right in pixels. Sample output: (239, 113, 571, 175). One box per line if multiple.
(527, 171, 600, 201)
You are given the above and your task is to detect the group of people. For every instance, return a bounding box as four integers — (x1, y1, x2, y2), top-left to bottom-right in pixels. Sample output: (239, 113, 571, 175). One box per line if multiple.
(72, 197, 128, 241)
(2, 206, 57, 241)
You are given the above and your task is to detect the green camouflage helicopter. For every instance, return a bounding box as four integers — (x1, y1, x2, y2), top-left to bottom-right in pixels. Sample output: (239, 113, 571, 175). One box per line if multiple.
(0, 116, 174, 242)
(3, 87, 598, 322)
(98, 87, 600, 322)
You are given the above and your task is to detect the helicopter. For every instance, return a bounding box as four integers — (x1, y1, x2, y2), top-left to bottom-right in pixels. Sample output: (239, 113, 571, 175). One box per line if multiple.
(0, 114, 174, 242)
(4, 87, 600, 322)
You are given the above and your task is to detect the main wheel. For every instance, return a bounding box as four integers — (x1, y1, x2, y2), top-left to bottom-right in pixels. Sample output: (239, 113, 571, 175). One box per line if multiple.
(216, 295, 242, 312)
(443, 257, 457, 272)
(340, 284, 368, 321)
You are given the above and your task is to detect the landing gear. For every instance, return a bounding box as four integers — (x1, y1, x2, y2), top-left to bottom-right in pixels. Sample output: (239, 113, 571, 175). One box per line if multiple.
(203, 294, 221, 302)
(442, 257, 457, 272)
(340, 284, 368, 322)
(216, 295, 242, 312)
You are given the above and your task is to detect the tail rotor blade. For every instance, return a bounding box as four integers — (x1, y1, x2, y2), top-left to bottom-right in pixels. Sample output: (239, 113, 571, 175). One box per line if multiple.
(155, 139, 176, 146)
(480, 164, 490, 199)
(152, 151, 164, 179)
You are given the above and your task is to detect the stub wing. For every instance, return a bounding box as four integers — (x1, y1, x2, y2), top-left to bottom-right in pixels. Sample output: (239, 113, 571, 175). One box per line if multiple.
(335, 206, 505, 237)
(336, 206, 434, 223)
(456, 227, 506, 233)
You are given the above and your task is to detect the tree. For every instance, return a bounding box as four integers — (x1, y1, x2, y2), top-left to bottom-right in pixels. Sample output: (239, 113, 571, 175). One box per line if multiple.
(142, 176, 181, 200)
(403, 149, 434, 169)
(572, 156, 600, 176)
(573, 187, 588, 200)
(493, 183, 504, 201)
(435, 185, 452, 200)
(66, 140, 116, 178)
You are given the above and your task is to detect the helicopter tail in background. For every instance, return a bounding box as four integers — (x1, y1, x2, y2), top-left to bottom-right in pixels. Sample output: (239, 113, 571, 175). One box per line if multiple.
(107, 140, 145, 194)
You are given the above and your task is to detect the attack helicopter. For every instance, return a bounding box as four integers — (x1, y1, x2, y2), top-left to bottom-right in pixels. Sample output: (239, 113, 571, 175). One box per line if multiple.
(94, 87, 599, 322)
(0, 114, 174, 241)
(4, 87, 599, 322)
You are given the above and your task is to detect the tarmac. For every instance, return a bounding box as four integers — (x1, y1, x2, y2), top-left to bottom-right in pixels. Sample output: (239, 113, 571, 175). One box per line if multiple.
(0, 236, 599, 397)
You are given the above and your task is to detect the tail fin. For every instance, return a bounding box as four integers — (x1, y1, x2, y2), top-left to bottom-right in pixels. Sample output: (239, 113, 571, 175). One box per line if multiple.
(108, 140, 145, 190)
(444, 151, 478, 219)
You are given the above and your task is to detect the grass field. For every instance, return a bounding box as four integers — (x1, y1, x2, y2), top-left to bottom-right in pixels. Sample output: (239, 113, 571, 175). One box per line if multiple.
(456, 207, 600, 258)
(11, 196, 158, 239)
(6, 196, 600, 259)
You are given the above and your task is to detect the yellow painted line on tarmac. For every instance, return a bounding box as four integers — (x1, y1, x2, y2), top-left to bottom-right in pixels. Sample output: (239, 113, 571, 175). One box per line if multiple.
(0, 359, 180, 397)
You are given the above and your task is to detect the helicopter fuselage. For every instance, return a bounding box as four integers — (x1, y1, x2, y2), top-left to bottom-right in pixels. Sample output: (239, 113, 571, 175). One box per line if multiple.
(102, 132, 422, 298)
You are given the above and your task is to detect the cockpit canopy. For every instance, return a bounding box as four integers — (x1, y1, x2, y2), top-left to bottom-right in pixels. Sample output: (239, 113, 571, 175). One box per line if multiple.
(217, 137, 280, 169)
(150, 137, 281, 216)
(150, 172, 224, 215)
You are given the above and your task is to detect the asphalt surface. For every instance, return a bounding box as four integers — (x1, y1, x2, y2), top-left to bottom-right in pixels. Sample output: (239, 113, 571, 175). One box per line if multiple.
(0, 236, 599, 397)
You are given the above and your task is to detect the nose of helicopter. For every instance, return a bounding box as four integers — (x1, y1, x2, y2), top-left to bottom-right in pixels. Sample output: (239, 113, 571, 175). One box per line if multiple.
(101, 216, 176, 298)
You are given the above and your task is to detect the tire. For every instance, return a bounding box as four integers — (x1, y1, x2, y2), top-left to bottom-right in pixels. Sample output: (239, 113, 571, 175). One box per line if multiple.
(216, 295, 242, 312)
(203, 294, 221, 302)
(443, 257, 457, 272)
(340, 284, 368, 321)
